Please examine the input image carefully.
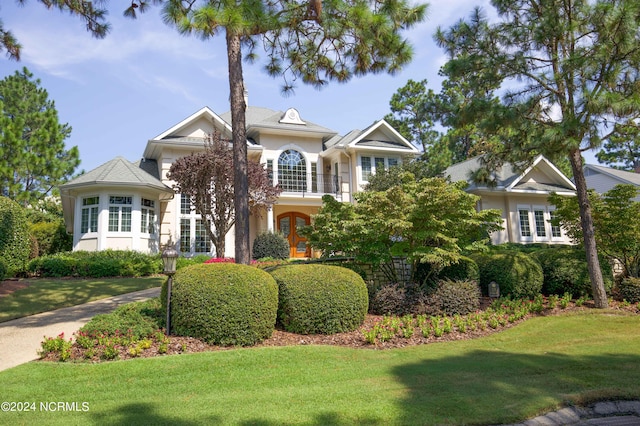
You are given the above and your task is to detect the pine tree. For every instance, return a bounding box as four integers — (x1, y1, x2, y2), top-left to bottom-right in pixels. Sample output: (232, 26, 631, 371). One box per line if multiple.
(435, 0, 640, 308)
(0, 67, 79, 207)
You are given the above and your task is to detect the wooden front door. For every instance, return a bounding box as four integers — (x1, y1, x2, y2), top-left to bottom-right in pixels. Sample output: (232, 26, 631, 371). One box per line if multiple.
(277, 212, 311, 258)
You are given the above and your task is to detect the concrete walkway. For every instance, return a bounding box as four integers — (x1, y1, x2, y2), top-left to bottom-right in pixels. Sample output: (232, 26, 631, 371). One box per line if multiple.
(502, 401, 640, 425)
(0, 287, 160, 372)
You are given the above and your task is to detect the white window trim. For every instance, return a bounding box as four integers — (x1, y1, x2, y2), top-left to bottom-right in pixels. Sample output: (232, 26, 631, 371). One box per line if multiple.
(358, 154, 400, 183)
(80, 195, 100, 235)
(108, 195, 133, 234)
(517, 204, 563, 243)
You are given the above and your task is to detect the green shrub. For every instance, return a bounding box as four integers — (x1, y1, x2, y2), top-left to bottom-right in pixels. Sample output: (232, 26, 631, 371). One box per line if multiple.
(0, 258, 6, 281)
(430, 279, 481, 316)
(531, 248, 614, 297)
(0, 196, 30, 276)
(270, 264, 368, 334)
(80, 298, 162, 340)
(165, 263, 278, 346)
(618, 277, 640, 303)
(176, 254, 210, 270)
(27, 250, 162, 278)
(438, 256, 480, 282)
(252, 231, 290, 260)
(29, 220, 72, 256)
(471, 251, 543, 299)
(413, 256, 480, 289)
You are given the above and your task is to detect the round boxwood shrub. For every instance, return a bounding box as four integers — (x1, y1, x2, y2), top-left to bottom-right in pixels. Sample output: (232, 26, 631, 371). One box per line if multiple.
(531, 248, 614, 297)
(471, 251, 543, 299)
(270, 264, 368, 335)
(618, 277, 640, 303)
(163, 263, 278, 346)
(0, 196, 30, 277)
(252, 231, 290, 260)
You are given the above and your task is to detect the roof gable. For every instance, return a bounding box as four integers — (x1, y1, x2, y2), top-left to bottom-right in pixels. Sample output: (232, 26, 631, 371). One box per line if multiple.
(445, 155, 575, 194)
(325, 120, 418, 153)
(584, 164, 640, 186)
(153, 107, 232, 140)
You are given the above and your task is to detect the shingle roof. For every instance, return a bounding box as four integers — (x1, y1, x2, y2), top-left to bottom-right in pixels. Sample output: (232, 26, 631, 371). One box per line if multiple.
(61, 157, 171, 193)
(220, 106, 336, 135)
(444, 155, 575, 193)
(584, 164, 640, 186)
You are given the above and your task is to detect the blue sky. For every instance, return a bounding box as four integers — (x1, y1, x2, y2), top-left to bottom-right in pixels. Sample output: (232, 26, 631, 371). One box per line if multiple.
(1, 1, 597, 173)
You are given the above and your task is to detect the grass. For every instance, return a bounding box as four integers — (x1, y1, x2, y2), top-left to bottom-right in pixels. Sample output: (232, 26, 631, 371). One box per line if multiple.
(0, 276, 164, 323)
(0, 310, 639, 425)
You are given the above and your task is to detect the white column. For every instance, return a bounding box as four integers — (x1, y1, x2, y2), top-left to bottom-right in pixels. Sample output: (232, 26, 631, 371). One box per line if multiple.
(267, 208, 274, 232)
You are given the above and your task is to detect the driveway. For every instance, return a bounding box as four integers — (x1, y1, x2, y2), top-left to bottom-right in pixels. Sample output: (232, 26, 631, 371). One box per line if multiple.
(0, 287, 160, 372)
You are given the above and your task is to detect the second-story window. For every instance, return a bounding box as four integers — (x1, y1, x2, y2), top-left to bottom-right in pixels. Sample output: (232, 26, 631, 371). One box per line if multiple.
(360, 155, 399, 182)
(278, 149, 307, 192)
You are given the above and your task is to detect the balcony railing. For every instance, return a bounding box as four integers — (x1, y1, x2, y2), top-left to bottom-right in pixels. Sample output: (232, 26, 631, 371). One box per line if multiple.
(272, 173, 343, 198)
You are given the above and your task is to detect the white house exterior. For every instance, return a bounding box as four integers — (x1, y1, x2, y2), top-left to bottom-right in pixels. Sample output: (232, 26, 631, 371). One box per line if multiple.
(60, 105, 419, 258)
(584, 164, 640, 201)
(444, 155, 576, 245)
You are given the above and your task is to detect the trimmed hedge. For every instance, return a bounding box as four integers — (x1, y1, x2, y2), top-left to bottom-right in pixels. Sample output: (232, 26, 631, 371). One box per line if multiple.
(0, 196, 30, 276)
(27, 250, 162, 278)
(165, 263, 278, 346)
(471, 251, 543, 299)
(618, 277, 640, 304)
(530, 248, 614, 297)
(270, 264, 368, 335)
(252, 231, 290, 260)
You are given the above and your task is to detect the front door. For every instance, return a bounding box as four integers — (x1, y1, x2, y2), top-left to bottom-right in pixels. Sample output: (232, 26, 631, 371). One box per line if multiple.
(277, 212, 311, 258)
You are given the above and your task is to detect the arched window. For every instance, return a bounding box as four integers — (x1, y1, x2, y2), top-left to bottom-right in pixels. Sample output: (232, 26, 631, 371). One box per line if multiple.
(278, 149, 307, 192)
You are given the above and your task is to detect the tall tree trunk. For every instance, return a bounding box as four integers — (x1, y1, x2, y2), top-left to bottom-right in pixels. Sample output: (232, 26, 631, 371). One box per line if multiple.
(226, 30, 251, 264)
(569, 148, 608, 308)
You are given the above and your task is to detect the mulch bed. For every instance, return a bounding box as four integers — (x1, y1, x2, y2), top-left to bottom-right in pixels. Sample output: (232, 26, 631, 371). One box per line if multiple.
(38, 299, 639, 363)
(0, 279, 31, 297)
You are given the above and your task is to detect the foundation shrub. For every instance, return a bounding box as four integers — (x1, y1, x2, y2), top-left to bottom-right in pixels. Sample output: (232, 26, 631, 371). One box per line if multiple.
(471, 251, 543, 299)
(370, 283, 410, 316)
(27, 250, 161, 277)
(531, 247, 613, 296)
(252, 231, 290, 260)
(165, 263, 278, 346)
(270, 264, 368, 334)
(618, 277, 640, 303)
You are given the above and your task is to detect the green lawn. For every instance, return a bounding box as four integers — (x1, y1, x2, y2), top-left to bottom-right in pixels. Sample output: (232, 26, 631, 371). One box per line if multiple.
(0, 310, 639, 425)
(0, 276, 164, 323)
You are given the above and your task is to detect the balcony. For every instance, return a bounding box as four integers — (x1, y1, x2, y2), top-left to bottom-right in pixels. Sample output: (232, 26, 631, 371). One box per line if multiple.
(272, 173, 343, 198)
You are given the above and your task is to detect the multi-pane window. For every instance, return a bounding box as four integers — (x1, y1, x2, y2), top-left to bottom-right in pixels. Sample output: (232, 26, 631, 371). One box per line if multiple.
(534, 210, 546, 238)
(518, 206, 563, 241)
(361, 157, 372, 181)
(108, 196, 132, 232)
(181, 194, 192, 215)
(141, 198, 156, 234)
(278, 149, 307, 192)
(180, 218, 191, 253)
(550, 210, 562, 238)
(360, 155, 399, 182)
(266, 159, 274, 185)
(81, 196, 99, 233)
(311, 162, 318, 192)
(518, 209, 532, 237)
(195, 219, 211, 253)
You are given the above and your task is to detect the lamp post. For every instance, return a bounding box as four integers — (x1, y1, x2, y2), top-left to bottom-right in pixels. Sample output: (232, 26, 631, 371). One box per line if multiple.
(161, 247, 179, 336)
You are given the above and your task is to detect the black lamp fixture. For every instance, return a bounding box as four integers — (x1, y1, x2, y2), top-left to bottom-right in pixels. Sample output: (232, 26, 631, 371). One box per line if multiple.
(161, 245, 179, 335)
